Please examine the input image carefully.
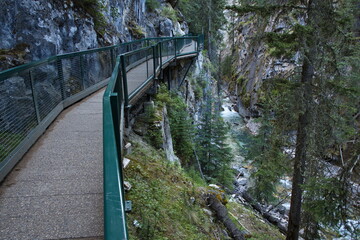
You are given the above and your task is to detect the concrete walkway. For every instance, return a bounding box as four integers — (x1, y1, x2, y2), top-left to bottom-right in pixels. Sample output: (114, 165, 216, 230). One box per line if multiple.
(0, 40, 197, 240)
(0, 89, 104, 240)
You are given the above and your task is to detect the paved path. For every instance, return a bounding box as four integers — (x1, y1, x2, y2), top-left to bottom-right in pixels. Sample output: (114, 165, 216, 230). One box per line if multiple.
(0, 40, 197, 240)
(126, 42, 196, 95)
(0, 89, 104, 240)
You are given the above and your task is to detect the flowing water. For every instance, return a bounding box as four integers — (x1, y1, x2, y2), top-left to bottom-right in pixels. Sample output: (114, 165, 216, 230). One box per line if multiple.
(220, 97, 252, 157)
(220, 96, 253, 192)
(220, 96, 360, 239)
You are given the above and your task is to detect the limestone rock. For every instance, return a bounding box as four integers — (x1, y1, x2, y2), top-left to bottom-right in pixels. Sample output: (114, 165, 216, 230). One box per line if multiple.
(159, 18, 174, 37)
(160, 106, 179, 163)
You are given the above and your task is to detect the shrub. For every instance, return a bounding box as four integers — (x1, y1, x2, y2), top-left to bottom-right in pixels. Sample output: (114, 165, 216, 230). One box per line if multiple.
(72, 0, 107, 36)
(161, 6, 178, 22)
(146, 0, 160, 12)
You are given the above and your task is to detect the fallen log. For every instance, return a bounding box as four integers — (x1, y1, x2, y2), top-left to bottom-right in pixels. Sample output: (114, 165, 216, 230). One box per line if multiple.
(206, 193, 245, 240)
(241, 192, 288, 234)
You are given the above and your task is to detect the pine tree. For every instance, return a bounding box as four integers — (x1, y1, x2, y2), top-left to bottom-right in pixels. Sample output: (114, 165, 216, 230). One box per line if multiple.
(178, 0, 227, 58)
(156, 86, 195, 166)
(196, 94, 234, 188)
(229, 0, 360, 238)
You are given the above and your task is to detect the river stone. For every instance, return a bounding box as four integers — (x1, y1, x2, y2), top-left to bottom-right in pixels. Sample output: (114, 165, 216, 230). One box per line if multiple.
(236, 177, 248, 186)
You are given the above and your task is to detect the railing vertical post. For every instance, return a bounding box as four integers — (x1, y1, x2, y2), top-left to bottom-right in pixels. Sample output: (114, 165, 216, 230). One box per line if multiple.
(110, 94, 121, 158)
(159, 42, 163, 69)
(57, 58, 66, 100)
(146, 48, 149, 78)
(80, 55, 85, 90)
(29, 70, 41, 124)
(152, 46, 156, 79)
(197, 36, 200, 52)
(174, 38, 177, 58)
(120, 55, 129, 107)
(167, 68, 171, 91)
(110, 48, 115, 69)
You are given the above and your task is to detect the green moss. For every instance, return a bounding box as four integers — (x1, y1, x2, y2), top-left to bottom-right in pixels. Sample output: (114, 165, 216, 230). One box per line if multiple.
(237, 75, 246, 85)
(141, 107, 162, 149)
(72, 0, 108, 36)
(189, 75, 206, 100)
(221, 55, 236, 83)
(155, 86, 195, 166)
(241, 93, 251, 108)
(0, 43, 29, 63)
(128, 21, 145, 39)
(146, 0, 160, 12)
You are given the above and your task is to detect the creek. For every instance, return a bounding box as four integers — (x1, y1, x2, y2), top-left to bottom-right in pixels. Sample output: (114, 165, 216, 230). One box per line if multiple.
(220, 94, 359, 239)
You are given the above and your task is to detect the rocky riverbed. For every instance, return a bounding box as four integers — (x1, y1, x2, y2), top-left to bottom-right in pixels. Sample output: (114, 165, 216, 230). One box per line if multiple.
(220, 94, 291, 234)
(221, 93, 360, 239)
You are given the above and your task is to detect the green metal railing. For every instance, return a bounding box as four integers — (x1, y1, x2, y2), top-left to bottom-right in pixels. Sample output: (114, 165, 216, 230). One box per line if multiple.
(0, 36, 175, 181)
(0, 34, 203, 239)
(103, 35, 202, 239)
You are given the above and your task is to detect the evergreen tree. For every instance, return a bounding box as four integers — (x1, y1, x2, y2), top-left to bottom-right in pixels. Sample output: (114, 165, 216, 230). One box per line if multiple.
(229, 0, 360, 238)
(196, 94, 234, 188)
(156, 86, 195, 166)
(178, 0, 227, 59)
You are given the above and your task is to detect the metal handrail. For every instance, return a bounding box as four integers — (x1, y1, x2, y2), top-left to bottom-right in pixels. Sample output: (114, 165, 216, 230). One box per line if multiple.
(103, 35, 202, 239)
(0, 34, 203, 239)
(0, 37, 172, 79)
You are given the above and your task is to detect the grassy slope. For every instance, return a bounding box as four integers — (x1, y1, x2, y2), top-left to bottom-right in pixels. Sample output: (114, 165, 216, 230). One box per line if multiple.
(125, 134, 224, 240)
(124, 133, 285, 240)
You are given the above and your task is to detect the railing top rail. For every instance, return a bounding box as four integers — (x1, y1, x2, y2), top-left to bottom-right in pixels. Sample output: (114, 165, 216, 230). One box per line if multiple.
(0, 36, 192, 80)
(122, 45, 153, 57)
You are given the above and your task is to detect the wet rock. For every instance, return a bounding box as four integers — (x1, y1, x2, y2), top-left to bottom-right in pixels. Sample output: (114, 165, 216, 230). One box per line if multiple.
(236, 177, 248, 186)
(159, 18, 174, 36)
(275, 205, 287, 215)
(281, 203, 291, 215)
(233, 104, 239, 112)
(161, 106, 179, 163)
(174, 21, 185, 36)
(0, 0, 190, 71)
(246, 118, 261, 135)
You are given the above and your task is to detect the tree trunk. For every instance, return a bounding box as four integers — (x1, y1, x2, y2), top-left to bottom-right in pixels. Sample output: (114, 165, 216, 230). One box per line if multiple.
(207, 193, 245, 240)
(286, 1, 318, 239)
(241, 192, 288, 234)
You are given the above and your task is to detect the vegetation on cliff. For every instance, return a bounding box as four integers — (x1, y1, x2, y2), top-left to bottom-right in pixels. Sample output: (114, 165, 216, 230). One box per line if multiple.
(225, 0, 360, 239)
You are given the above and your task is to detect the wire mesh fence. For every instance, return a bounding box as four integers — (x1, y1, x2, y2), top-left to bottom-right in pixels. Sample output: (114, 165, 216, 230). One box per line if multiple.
(0, 69, 38, 163)
(0, 35, 201, 177)
(0, 45, 120, 164)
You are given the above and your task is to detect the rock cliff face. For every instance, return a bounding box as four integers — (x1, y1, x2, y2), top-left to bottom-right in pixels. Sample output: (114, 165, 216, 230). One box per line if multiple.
(224, 10, 299, 117)
(0, 0, 189, 71)
(0, 0, 190, 135)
